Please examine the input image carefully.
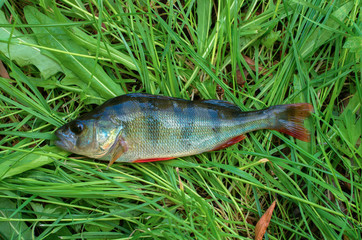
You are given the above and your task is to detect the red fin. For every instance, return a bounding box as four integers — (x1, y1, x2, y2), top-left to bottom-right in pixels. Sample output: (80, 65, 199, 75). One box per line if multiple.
(133, 157, 175, 163)
(210, 135, 246, 151)
(271, 103, 313, 142)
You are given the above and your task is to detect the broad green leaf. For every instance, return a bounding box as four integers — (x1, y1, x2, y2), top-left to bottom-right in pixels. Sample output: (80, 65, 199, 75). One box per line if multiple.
(344, 36, 362, 58)
(343, 36, 362, 52)
(332, 93, 362, 158)
(0, 11, 62, 79)
(0, 198, 33, 240)
(0, 146, 68, 179)
(24, 6, 124, 102)
(262, 30, 281, 48)
(70, 28, 138, 72)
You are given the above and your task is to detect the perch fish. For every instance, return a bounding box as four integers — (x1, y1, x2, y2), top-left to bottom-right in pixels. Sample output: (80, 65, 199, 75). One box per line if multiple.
(55, 93, 313, 167)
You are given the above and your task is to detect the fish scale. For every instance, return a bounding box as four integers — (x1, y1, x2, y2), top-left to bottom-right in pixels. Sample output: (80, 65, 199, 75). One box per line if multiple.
(55, 93, 313, 166)
(123, 104, 235, 161)
(98, 97, 255, 161)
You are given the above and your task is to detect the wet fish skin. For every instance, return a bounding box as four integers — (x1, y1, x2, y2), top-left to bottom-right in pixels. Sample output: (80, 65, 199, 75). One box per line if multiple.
(55, 93, 313, 166)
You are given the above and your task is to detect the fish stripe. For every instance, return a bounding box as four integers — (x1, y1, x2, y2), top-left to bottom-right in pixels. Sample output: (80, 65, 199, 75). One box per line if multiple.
(136, 99, 153, 143)
(180, 101, 195, 144)
(147, 115, 162, 143)
(207, 108, 221, 142)
(139, 99, 162, 144)
(171, 101, 186, 144)
(128, 100, 143, 139)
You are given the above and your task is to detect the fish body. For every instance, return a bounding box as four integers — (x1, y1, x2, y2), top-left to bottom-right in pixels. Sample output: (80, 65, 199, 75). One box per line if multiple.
(55, 93, 313, 166)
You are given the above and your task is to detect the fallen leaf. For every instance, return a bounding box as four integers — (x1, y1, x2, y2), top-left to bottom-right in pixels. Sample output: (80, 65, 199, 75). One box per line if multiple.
(242, 54, 272, 77)
(236, 68, 246, 87)
(0, 60, 9, 79)
(255, 200, 276, 240)
(243, 54, 256, 67)
(176, 167, 184, 191)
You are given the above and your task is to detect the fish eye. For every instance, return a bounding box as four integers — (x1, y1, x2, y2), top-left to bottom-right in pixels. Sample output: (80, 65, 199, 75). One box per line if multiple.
(70, 122, 84, 135)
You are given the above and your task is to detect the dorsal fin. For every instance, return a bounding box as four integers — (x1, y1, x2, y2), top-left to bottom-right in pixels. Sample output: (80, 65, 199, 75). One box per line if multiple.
(200, 99, 241, 111)
(126, 93, 188, 101)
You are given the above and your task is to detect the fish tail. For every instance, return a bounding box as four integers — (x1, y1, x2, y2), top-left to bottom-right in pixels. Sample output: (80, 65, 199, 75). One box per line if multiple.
(267, 103, 313, 142)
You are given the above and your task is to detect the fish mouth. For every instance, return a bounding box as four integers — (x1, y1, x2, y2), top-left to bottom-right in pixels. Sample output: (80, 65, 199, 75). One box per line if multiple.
(54, 130, 73, 150)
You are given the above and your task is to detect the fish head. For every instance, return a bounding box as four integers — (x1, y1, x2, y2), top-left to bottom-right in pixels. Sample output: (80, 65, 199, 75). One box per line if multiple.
(55, 118, 123, 159)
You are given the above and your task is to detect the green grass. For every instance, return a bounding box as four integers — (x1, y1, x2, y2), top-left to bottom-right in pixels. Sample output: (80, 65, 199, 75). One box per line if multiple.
(0, 0, 361, 239)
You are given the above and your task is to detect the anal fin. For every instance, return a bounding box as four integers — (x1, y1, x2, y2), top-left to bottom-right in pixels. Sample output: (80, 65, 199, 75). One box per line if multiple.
(210, 135, 246, 151)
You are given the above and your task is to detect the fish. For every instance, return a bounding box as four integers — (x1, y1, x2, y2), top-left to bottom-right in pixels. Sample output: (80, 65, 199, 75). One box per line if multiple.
(55, 93, 313, 167)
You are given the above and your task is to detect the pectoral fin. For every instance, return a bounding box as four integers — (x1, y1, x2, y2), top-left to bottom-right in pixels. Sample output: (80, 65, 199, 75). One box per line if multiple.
(107, 137, 128, 169)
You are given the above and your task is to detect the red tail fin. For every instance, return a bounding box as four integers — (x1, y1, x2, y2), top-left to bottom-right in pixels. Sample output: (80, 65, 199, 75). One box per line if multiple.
(270, 103, 313, 142)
